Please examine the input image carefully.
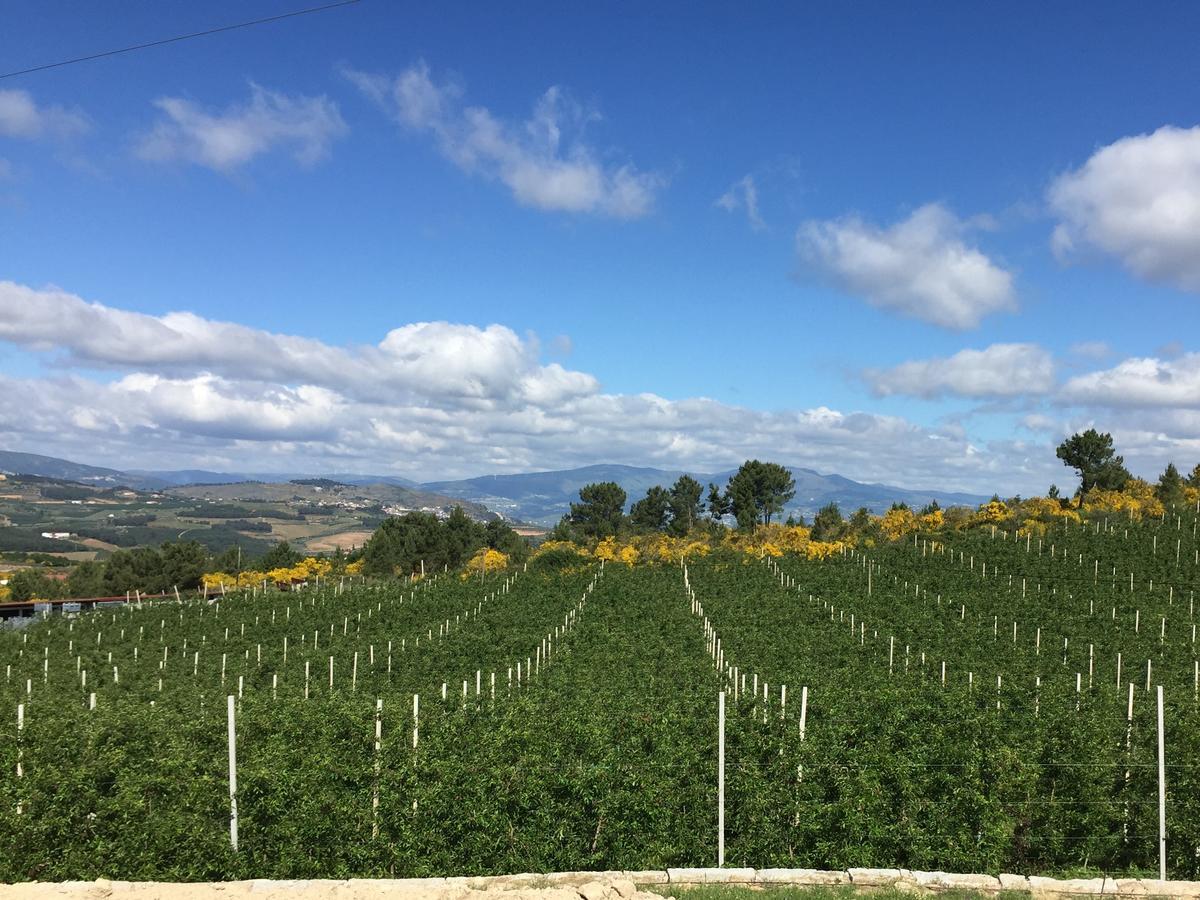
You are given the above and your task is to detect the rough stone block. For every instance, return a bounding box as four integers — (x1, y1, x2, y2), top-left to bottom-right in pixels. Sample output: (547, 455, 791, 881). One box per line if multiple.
(1138, 880, 1200, 898)
(577, 882, 609, 900)
(755, 869, 848, 886)
(540, 874, 611, 888)
(999, 874, 1032, 893)
(849, 868, 906, 887)
(621, 873, 669, 886)
(1028, 876, 1107, 896)
(1105, 878, 1148, 896)
(469, 874, 545, 891)
(912, 872, 1002, 892)
(665, 868, 755, 884)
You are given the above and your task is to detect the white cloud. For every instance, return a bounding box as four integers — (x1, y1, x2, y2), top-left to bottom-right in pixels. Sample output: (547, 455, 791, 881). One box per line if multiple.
(1069, 341, 1111, 360)
(1060, 353, 1200, 409)
(136, 83, 346, 171)
(797, 203, 1017, 329)
(1020, 413, 1059, 433)
(1049, 125, 1200, 291)
(0, 89, 89, 140)
(0, 282, 595, 410)
(715, 175, 765, 230)
(0, 280, 1060, 493)
(347, 61, 662, 218)
(864, 343, 1055, 399)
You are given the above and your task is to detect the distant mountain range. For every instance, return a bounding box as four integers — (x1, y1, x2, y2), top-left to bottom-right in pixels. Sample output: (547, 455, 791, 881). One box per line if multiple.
(0, 451, 171, 491)
(424, 463, 989, 526)
(126, 468, 419, 489)
(2, 451, 990, 528)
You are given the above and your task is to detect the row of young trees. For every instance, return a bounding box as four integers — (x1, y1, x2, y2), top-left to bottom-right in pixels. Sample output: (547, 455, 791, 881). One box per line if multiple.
(358, 507, 527, 577)
(553, 460, 798, 541)
(1055, 428, 1200, 507)
(3, 537, 338, 602)
(555, 434, 1200, 548)
(4, 507, 527, 600)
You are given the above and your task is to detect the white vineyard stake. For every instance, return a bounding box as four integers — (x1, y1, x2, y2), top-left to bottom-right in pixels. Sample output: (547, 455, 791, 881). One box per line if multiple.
(717, 690, 725, 867)
(1157, 685, 1167, 880)
(227, 695, 238, 852)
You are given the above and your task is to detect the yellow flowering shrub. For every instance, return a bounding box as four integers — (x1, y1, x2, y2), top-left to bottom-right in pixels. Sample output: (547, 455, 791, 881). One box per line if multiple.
(880, 507, 917, 540)
(461, 547, 508, 578)
(593, 536, 618, 561)
(919, 509, 945, 531)
(1084, 478, 1164, 520)
(201, 571, 237, 591)
(722, 524, 812, 557)
(804, 540, 847, 561)
(532, 540, 587, 559)
(974, 500, 1010, 525)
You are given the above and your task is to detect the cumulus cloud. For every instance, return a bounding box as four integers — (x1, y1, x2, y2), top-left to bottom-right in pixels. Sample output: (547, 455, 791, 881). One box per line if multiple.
(136, 83, 346, 171)
(1049, 125, 1200, 291)
(0, 88, 89, 140)
(797, 203, 1017, 329)
(715, 175, 765, 230)
(0, 282, 595, 409)
(864, 343, 1055, 399)
(346, 61, 661, 218)
(0, 280, 1057, 492)
(1060, 353, 1200, 409)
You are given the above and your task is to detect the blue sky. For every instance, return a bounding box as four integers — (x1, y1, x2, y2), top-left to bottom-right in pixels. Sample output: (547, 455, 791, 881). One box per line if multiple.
(1, 1, 1199, 494)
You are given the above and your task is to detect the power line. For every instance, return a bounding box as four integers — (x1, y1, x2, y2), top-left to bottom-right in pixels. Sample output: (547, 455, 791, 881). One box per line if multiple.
(0, 0, 363, 81)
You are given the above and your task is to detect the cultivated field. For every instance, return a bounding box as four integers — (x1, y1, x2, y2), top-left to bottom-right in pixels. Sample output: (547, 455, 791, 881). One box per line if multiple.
(1, 511, 1198, 882)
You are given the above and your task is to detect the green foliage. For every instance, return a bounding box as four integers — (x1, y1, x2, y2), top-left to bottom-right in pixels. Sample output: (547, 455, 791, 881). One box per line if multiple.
(668, 475, 704, 536)
(66, 560, 106, 597)
(484, 519, 527, 561)
(727, 460, 795, 527)
(3, 506, 1200, 880)
(1056, 429, 1131, 504)
(811, 502, 845, 541)
(1157, 463, 1185, 507)
(102, 547, 166, 595)
(630, 486, 672, 531)
(360, 510, 523, 576)
(259, 540, 303, 572)
(0, 529, 84, 553)
(7, 568, 64, 601)
(160, 540, 208, 590)
(706, 482, 732, 524)
(568, 482, 627, 538)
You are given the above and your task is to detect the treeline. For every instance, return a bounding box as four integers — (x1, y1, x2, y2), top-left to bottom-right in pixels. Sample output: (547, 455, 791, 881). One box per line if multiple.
(2, 538, 318, 602)
(1054, 429, 1200, 508)
(360, 508, 526, 576)
(551, 459, 798, 541)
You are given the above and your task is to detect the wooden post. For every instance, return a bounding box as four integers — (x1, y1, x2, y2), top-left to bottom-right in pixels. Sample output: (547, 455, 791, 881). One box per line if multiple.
(717, 690, 725, 867)
(227, 695, 238, 852)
